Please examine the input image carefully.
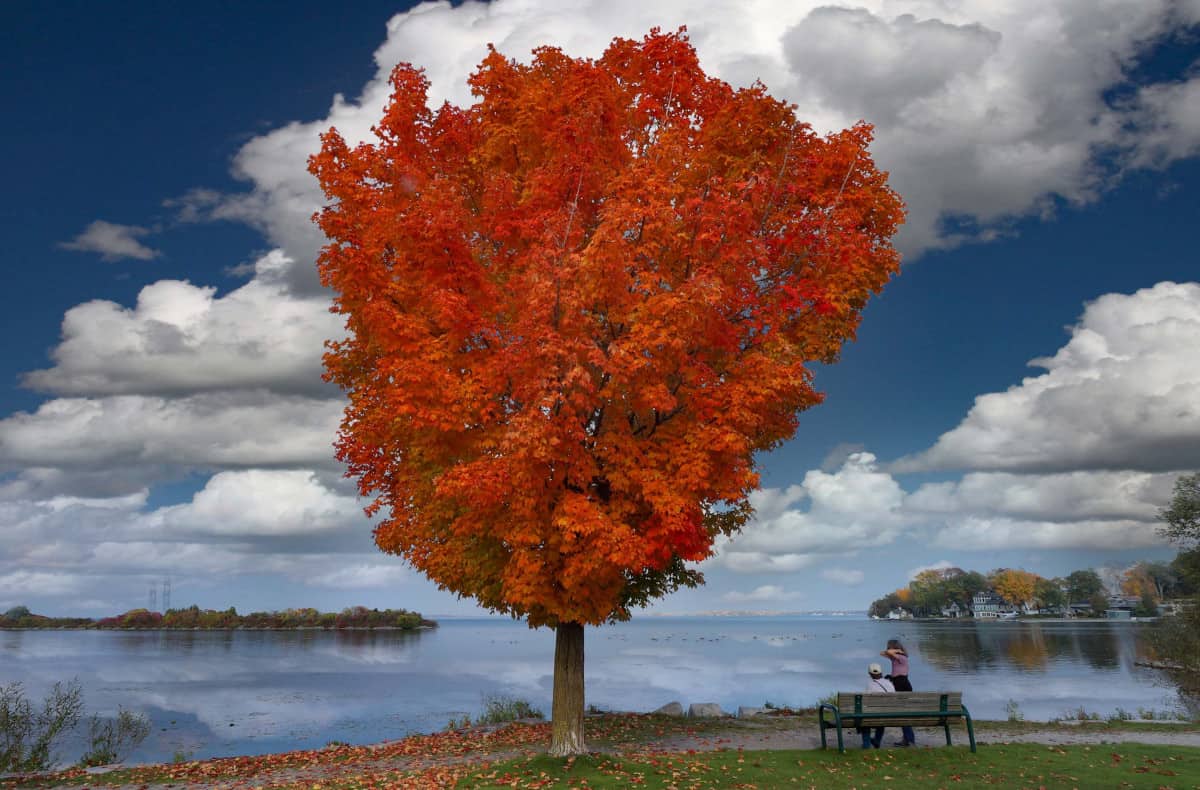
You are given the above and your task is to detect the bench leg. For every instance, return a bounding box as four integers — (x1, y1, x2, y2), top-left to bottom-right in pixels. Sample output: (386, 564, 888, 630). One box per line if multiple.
(820, 721, 827, 750)
(962, 707, 977, 753)
(944, 723, 952, 747)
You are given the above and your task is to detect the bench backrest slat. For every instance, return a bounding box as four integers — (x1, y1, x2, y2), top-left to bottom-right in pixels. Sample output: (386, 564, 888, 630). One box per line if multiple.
(834, 691, 963, 715)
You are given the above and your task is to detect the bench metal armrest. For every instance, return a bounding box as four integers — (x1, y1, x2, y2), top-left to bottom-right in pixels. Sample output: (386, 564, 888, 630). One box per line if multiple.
(817, 704, 845, 752)
(960, 704, 977, 752)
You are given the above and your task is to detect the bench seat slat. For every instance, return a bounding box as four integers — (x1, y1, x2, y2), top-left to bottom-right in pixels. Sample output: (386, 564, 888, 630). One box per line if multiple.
(827, 712, 964, 724)
(834, 717, 956, 728)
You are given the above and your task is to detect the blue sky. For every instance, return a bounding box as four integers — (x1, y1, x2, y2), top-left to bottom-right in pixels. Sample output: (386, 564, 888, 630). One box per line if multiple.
(2, 1, 1198, 618)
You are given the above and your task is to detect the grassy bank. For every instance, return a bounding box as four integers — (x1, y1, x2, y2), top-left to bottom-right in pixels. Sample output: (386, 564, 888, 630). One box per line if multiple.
(4, 714, 1198, 789)
(460, 743, 1200, 789)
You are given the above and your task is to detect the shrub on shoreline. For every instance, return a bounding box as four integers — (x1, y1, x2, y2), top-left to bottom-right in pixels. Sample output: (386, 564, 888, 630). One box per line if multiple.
(79, 708, 152, 767)
(0, 681, 151, 772)
(478, 695, 544, 725)
(0, 680, 83, 772)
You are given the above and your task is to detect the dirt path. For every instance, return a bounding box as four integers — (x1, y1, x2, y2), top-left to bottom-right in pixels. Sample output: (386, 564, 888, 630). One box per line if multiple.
(630, 717, 1200, 753)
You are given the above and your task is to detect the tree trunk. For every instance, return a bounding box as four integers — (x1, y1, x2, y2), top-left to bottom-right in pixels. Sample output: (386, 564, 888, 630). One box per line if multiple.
(549, 621, 586, 756)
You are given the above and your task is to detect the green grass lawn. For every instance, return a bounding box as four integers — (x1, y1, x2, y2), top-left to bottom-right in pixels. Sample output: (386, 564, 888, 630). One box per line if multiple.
(456, 743, 1200, 789)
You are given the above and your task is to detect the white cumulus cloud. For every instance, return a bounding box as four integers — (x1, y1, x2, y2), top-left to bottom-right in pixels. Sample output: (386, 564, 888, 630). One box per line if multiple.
(59, 220, 160, 262)
(0, 480, 397, 612)
(1125, 74, 1200, 168)
(722, 584, 803, 604)
(25, 251, 342, 397)
(930, 517, 1163, 551)
(0, 570, 83, 597)
(0, 392, 342, 496)
(181, 0, 1200, 292)
(714, 452, 910, 572)
(907, 471, 1175, 522)
(0, 392, 340, 471)
(156, 469, 364, 536)
(308, 564, 411, 589)
(819, 567, 865, 585)
(895, 281, 1200, 474)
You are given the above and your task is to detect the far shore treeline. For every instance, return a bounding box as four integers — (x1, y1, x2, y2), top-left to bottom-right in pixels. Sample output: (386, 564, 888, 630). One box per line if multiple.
(868, 553, 1198, 620)
(0, 604, 436, 631)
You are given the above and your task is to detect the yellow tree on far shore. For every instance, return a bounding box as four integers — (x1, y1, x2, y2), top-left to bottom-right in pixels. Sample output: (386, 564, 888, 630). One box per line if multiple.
(990, 568, 1040, 607)
(1120, 565, 1159, 600)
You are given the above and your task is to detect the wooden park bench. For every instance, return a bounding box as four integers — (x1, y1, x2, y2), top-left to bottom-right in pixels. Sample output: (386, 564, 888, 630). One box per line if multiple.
(818, 691, 976, 753)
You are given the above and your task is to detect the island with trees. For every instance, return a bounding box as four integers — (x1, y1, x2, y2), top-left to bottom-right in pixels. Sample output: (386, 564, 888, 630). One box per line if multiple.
(0, 605, 435, 630)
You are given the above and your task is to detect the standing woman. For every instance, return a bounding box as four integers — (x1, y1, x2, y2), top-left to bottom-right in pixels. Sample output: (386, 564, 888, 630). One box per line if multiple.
(881, 639, 916, 746)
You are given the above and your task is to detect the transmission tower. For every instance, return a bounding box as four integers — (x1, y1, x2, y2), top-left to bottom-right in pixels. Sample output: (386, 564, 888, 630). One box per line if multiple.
(162, 577, 171, 612)
(148, 583, 158, 611)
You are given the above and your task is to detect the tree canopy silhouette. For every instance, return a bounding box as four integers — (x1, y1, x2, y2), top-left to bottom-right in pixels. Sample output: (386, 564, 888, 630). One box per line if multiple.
(310, 28, 904, 754)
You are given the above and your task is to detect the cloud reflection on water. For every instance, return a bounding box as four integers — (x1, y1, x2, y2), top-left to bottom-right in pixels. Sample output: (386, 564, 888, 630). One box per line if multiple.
(1, 617, 1184, 765)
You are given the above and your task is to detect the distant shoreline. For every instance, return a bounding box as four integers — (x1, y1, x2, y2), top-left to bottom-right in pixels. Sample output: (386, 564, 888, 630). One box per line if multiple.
(639, 611, 866, 617)
(0, 606, 436, 631)
(0, 624, 437, 632)
(877, 616, 1157, 624)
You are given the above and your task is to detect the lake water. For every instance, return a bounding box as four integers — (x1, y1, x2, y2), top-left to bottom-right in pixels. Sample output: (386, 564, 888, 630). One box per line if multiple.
(1, 616, 1189, 766)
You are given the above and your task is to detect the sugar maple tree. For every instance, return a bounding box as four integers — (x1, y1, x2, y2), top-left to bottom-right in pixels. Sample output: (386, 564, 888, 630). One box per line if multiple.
(310, 29, 903, 755)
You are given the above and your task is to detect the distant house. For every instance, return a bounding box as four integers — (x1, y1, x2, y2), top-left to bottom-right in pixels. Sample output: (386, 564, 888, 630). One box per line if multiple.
(940, 601, 964, 618)
(971, 592, 1032, 618)
(1105, 594, 1142, 619)
(886, 608, 911, 620)
(972, 592, 1002, 618)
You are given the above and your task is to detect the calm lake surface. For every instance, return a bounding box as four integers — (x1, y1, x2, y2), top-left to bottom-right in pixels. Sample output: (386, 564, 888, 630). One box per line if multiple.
(1, 616, 1188, 766)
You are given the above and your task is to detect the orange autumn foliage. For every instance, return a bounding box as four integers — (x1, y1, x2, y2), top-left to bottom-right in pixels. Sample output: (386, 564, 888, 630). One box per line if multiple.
(1120, 566, 1157, 600)
(991, 568, 1040, 607)
(310, 29, 904, 628)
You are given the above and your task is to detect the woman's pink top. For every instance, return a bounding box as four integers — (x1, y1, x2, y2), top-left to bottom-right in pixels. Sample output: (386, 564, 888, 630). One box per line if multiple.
(889, 651, 909, 677)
